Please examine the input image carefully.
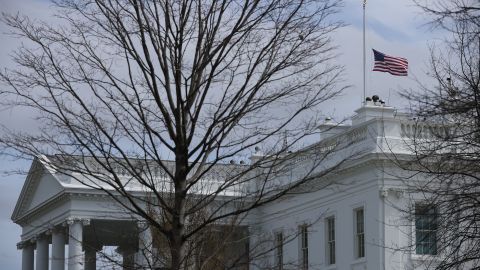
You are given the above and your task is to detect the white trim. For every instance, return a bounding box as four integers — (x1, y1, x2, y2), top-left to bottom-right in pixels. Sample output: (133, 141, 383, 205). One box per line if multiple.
(298, 223, 309, 270)
(353, 206, 366, 260)
(411, 201, 439, 258)
(273, 230, 284, 270)
(325, 215, 336, 267)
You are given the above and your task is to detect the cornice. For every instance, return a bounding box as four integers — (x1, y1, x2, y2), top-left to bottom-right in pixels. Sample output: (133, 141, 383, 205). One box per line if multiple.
(15, 189, 138, 226)
(16, 238, 36, 249)
(257, 181, 380, 224)
(266, 152, 405, 207)
(11, 159, 43, 221)
(14, 152, 411, 226)
(15, 192, 68, 226)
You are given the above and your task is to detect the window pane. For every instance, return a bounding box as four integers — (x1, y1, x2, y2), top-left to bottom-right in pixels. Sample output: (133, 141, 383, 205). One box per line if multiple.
(299, 225, 308, 270)
(275, 232, 283, 270)
(326, 217, 335, 265)
(415, 205, 438, 255)
(355, 208, 365, 258)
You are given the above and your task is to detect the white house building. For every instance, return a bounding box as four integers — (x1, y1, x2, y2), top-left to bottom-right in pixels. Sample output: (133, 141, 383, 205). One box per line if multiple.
(12, 100, 440, 270)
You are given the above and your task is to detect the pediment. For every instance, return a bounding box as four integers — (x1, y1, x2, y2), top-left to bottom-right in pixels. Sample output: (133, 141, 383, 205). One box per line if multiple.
(11, 158, 64, 222)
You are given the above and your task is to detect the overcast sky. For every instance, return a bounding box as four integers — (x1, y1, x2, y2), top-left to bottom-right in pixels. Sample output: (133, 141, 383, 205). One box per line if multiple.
(0, 0, 441, 268)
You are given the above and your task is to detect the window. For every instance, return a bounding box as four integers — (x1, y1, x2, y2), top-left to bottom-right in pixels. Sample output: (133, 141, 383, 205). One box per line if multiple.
(299, 225, 308, 270)
(355, 208, 365, 258)
(275, 231, 283, 270)
(326, 217, 335, 265)
(415, 204, 438, 255)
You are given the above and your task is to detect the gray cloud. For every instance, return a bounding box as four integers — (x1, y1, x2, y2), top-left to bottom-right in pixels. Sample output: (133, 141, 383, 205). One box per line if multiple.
(1, 0, 54, 267)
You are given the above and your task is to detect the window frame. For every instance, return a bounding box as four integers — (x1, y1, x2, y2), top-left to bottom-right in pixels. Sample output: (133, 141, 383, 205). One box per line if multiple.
(414, 204, 438, 255)
(299, 224, 309, 270)
(354, 207, 365, 259)
(274, 231, 284, 270)
(325, 216, 336, 265)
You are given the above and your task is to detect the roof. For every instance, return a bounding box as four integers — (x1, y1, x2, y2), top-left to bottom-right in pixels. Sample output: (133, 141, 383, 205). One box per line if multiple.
(11, 104, 427, 224)
(11, 155, 250, 223)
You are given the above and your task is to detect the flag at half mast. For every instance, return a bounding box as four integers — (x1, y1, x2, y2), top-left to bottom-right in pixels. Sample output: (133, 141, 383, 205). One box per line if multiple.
(372, 49, 408, 76)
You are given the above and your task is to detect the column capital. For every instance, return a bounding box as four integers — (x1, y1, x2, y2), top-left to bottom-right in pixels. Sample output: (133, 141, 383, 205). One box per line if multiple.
(65, 217, 91, 226)
(379, 187, 389, 198)
(49, 225, 66, 234)
(17, 241, 31, 250)
(137, 220, 150, 230)
(32, 232, 49, 241)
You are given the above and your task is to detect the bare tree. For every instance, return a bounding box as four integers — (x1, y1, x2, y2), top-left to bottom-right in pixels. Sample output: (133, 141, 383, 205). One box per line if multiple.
(398, 0, 480, 269)
(0, 0, 348, 269)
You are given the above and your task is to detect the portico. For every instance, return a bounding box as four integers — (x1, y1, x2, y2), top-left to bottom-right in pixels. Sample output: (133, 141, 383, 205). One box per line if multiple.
(11, 158, 156, 270)
(11, 153, 252, 270)
(17, 217, 154, 270)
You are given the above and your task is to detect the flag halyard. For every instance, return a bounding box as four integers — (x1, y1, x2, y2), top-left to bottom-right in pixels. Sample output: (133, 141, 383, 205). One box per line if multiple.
(372, 49, 408, 76)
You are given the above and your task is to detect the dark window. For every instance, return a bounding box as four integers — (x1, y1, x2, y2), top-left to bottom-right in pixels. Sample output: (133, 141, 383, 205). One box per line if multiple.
(326, 217, 335, 265)
(355, 208, 365, 258)
(275, 232, 283, 270)
(300, 225, 308, 270)
(415, 204, 438, 255)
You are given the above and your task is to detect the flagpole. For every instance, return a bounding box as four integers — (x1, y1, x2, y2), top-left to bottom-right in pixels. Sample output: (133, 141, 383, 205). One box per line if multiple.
(363, 0, 366, 104)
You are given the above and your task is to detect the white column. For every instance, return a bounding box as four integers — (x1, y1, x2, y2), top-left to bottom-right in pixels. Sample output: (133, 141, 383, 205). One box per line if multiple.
(52, 228, 66, 270)
(135, 221, 153, 268)
(68, 218, 89, 270)
(36, 235, 49, 270)
(20, 242, 34, 270)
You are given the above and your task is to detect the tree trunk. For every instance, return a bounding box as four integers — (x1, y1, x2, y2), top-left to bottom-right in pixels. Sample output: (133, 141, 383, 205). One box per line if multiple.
(171, 144, 188, 270)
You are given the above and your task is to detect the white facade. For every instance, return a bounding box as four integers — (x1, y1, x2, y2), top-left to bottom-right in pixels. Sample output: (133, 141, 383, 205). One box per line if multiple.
(11, 102, 438, 270)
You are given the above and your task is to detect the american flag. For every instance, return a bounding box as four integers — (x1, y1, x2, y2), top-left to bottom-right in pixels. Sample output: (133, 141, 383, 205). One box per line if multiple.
(372, 49, 408, 76)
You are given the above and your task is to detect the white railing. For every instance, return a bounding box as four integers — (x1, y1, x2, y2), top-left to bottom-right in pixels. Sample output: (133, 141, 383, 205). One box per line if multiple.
(401, 121, 448, 139)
